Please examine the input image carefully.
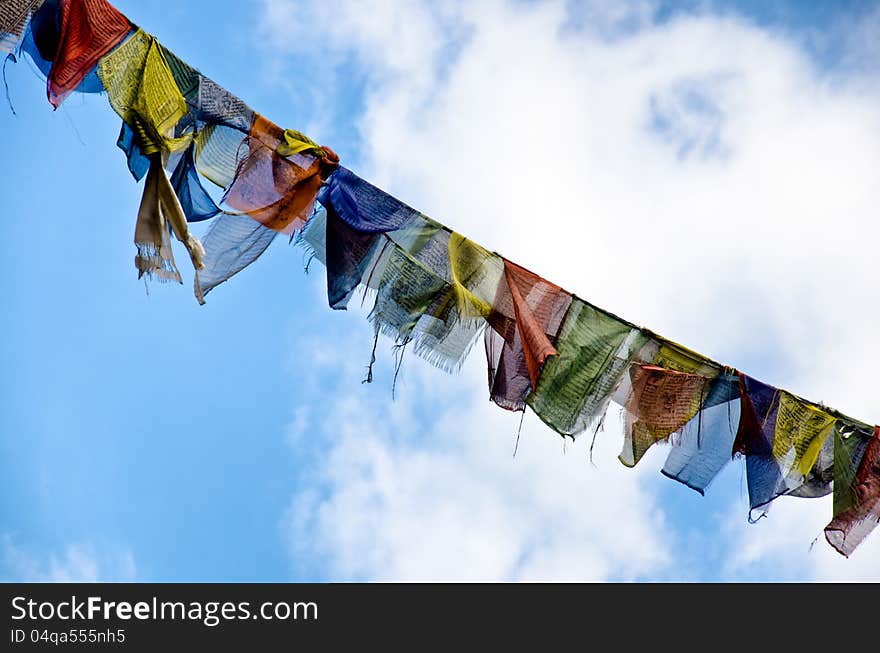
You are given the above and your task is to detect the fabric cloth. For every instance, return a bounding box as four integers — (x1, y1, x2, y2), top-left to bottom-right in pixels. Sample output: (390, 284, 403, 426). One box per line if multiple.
(277, 128, 326, 158)
(397, 230, 501, 372)
(324, 211, 387, 309)
(369, 235, 448, 347)
(193, 123, 249, 189)
(316, 166, 422, 309)
(619, 364, 714, 468)
(661, 369, 741, 494)
(116, 122, 151, 181)
(649, 337, 722, 376)
(118, 44, 253, 181)
(527, 300, 649, 438)
(222, 114, 337, 235)
(830, 422, 875, 517)
(788, 422, 837, 499)
(187, 78, 254, 188)
(196, 76, 253, 133)
(407, 232, 501, 371)
(734, 371, 837, 514)
(0, 0, 44, 53)
(170, 142, 220, 222)
(194, 212, 277, 304)
(174, 59, 272, 303)
(47, 0, 130, 108)
(360, 220, 503, 373)
(115, 42, 254, 188)
(446, 233, 497, 320)
(485, 259, 571, 411)
(734, 372, 782, 515)
(178, 67, 255, 187)
(18, 0, 107, 95)
(17, 1, 104, 95)
(17, 3, 55, 73)
(769, 392, 836, 493)
(159, 43, 198, 105)
(98, 29, 190, 156)
(191, 116, 334, 303)
(825, 425, 880, 556)
(134, 156, 205, 283)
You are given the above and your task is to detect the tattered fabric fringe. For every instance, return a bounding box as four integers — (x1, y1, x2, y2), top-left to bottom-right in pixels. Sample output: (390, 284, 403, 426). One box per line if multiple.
(135, 242, 181, 283)
(368, 305, 488, 376)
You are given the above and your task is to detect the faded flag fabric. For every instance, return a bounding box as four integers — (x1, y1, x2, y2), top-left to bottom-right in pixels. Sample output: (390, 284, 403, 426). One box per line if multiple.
(47, 0, 130, 108)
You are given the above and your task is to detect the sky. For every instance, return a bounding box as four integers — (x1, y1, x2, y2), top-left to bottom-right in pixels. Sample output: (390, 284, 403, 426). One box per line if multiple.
(1, 0, 879, 582)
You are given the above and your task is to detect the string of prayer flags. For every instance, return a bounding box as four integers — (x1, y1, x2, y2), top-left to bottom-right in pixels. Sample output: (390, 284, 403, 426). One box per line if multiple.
(6, 0, 879, 557)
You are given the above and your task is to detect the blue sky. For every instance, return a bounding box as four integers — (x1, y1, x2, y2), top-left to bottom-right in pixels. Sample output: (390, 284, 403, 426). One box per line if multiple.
(1, 0, 879, 582)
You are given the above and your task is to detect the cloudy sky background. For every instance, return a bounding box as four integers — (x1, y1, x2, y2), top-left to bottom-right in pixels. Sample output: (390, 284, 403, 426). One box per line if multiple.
(1, 0, 879, 581)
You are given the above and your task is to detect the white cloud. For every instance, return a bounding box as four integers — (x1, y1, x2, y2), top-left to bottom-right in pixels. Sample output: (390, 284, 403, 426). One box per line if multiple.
(284, 345, 672, 581)
(1, 536, 136, 582)
(719, 494, 880, 582)
(260, 0, 880, 580)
